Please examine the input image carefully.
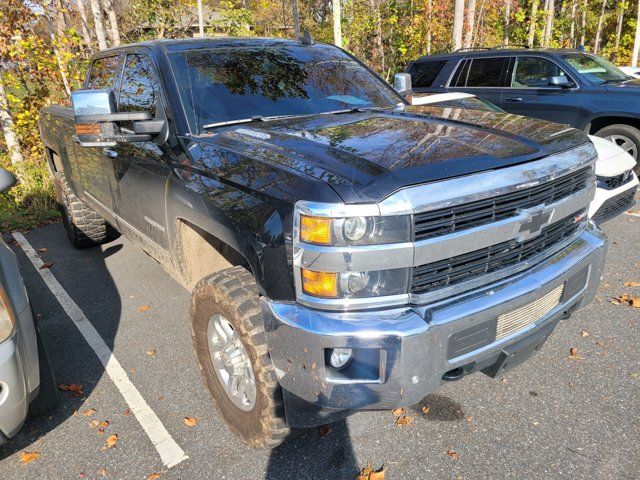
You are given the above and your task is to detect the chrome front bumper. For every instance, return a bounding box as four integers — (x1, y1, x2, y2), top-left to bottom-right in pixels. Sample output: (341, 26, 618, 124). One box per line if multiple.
(262, 225, 607, 427)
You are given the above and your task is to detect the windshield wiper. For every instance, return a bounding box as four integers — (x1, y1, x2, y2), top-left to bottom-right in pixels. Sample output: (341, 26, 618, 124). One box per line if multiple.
(202, 114, 307, 130)
(326, 106, 396, 115)
(601, 77, 630, 85)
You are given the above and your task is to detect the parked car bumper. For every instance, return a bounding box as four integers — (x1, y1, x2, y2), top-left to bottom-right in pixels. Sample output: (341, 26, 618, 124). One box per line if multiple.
(0, 308, 34, 444)
(262, 225, 607, 427)
(590, 172, 638, 223)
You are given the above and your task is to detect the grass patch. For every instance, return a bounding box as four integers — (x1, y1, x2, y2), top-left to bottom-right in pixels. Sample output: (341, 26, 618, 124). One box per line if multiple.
(0, 152, 60, 232)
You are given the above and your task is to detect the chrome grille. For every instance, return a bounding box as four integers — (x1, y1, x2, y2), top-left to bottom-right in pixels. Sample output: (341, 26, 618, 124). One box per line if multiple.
(413, 167, 591, 241)
(496, 284, 564, 340)
(411, 211, 583, 294)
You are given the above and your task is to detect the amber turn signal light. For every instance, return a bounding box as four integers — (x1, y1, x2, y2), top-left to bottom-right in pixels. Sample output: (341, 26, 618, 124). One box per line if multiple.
(301, 269, 338, 298)
(300, 215, 332, 245)
(75, 123, 101, 135)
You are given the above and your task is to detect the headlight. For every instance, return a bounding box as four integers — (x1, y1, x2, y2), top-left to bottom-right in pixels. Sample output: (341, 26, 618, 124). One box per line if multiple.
(300, 214, 411, 246)
(301, 267, 410, 299)
(0, 286, 15, 343)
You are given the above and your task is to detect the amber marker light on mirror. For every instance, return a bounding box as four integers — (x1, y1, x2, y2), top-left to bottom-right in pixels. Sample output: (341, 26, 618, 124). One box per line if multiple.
(301, 269, 338, 298)
(300, 215, 332, 245)
(75, 124, 101, 135)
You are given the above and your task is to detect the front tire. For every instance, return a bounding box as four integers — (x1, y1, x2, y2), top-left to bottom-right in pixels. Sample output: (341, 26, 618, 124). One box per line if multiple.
(594, 124, 640, 175)
(189, 266, 289, 448)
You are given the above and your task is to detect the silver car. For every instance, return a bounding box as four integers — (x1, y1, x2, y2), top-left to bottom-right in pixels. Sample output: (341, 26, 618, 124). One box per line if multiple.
(0, 168, 57, 445)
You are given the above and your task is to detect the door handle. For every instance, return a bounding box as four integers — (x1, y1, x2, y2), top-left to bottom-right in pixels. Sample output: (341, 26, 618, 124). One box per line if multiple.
(505, 97, 524, 102)
(102, 148, 118, 159)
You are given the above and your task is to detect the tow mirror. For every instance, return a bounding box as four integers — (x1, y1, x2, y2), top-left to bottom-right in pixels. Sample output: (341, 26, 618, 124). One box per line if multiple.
(0, 168, 16, 194)
(71, 89, 165, 147)
(394, 73, 413, 101)
(548, 76, 574, 89)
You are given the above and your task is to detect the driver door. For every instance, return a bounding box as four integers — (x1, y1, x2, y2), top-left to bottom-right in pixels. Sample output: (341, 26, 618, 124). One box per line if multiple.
(499, 56, 581, 126)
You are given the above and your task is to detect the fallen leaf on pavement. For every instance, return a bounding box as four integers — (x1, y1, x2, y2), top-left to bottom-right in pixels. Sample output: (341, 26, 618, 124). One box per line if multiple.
(137, 305, 151, 312)
(356, 463, 385, 480)
(97, 468, 107, 477)
(580, 331, 589, 337)
(447, 449, 460, 460)
(83, 408, 97, 416)
(103, 434, 118, 449)
(319, 425, 333, 437)
(58, 383, 84, 397)
(90, 420, 100, 428)
(19, 451, 40, 465)
(146, 350, 156, 356)
(391, 407, 406, 417)
(613, 293, 640, 308)
(568, 348, 584, 360)
(395, 415, 413, 426)
(630, 372, 639, 379)
(39, 262, 53, 269)
(123, 409, 131, 416)
(38, 247, 48, 253)
(184, 416, 197, 427)
(147, 474, 161, 480)
(421, 406, 430, 415)
(623, 281, 640, 287)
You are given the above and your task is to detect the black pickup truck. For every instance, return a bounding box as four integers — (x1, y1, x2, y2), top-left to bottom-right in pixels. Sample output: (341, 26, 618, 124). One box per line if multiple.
(39, 37, 607, 448)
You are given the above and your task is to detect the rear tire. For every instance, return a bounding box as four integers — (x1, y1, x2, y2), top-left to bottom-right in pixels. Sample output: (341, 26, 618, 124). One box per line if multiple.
(190, 266, 289, 448)
(594, 124, 640, 175)
(55, 172, 111, 248)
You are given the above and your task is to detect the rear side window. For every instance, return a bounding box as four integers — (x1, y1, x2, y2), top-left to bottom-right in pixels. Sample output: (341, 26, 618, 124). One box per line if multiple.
(87, 55, 123, 90)
(452, 57, 508, 87)
(119, 53, 159, 117)
(408, 61, 447, 88)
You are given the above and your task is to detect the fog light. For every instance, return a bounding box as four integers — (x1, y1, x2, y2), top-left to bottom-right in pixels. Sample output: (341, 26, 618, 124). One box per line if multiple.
(329, 348, 352, 369)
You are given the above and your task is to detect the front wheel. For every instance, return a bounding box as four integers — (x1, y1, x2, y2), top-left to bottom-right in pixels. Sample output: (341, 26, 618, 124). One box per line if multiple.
(594, 124, 640, 175)
(189, 266, 289, 448)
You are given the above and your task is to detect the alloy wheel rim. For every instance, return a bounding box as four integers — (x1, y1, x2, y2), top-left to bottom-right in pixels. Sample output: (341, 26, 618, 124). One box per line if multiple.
(207, 314, 256, 411)
(605, 134, 638, 159)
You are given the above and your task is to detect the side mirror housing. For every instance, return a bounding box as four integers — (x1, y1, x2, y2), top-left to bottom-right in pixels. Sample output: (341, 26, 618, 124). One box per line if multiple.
(548, 76, 574, 88)
(0, 168, 17, 194)
(71, 89, 163, 147)
(394, 73, 413, 100)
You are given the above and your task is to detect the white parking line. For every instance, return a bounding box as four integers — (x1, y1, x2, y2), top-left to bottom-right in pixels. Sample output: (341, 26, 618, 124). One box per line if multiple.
(12, 232, 188, 469)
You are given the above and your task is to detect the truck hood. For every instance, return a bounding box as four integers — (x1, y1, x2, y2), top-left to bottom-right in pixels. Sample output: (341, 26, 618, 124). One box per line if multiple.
(194, 108, 590, 204)
(604, 77, 640, 92)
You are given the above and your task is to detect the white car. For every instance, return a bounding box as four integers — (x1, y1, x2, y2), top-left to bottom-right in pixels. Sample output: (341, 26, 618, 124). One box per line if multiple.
(619, 66, 640, 79)
(410, 92, 638, 222)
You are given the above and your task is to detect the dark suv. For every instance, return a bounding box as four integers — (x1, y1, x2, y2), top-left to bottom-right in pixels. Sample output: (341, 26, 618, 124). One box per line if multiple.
(407, 47, 640, 170)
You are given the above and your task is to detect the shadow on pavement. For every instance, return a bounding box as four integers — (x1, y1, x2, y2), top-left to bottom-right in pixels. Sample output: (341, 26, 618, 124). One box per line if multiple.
(0, 224, 123, 460)
(265, 420, 358, 479)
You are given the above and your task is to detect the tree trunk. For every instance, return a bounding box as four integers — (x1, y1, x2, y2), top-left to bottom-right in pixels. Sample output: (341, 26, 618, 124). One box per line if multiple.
(504, 0, 511, 45)
(543, 0, 554, 47)
(580, 0, 587, 46)
(528, 0, 539, 47)
(593, 0, 607, 54)
(633, 0, 640, 66)
(292, 0, 300, 37)
(0, 75, 25, 167)
(75, 0, 93, 50)
(453, 0, 465, 50)
(54, 0, 66, 38)
(197, 0, 204, 37)
(332, 0, 342, 47)
(89, 0, 107, 50)
(372, 0, 385, 72)
(426, 0, 432, 54)
(101, 0, 120, 46)
(570, 0, 576, 47)
(614, 2, 625, 55)
(463, 0, 477, 48)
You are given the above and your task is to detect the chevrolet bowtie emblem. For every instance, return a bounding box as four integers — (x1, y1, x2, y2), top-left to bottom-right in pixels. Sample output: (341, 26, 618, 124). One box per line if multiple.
(517, 206, 554, 241)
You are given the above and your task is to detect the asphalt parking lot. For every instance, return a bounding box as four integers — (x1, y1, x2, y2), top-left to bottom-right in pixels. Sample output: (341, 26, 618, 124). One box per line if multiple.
(1, 205, 639, 480)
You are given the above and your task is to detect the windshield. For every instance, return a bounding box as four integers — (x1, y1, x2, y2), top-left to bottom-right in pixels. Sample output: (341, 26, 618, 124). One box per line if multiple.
(168, 43, 402, 133)
(560, 53, 629, 85)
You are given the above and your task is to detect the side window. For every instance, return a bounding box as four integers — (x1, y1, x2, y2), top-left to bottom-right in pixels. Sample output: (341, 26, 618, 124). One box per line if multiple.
(119, 53, 159, 117)
(451, 59, 471, 87)
(464, 58, 508, 87)
(87, 55, 123, 90)
(511, 57, 567, 88)
(408, 60, 447, 88)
